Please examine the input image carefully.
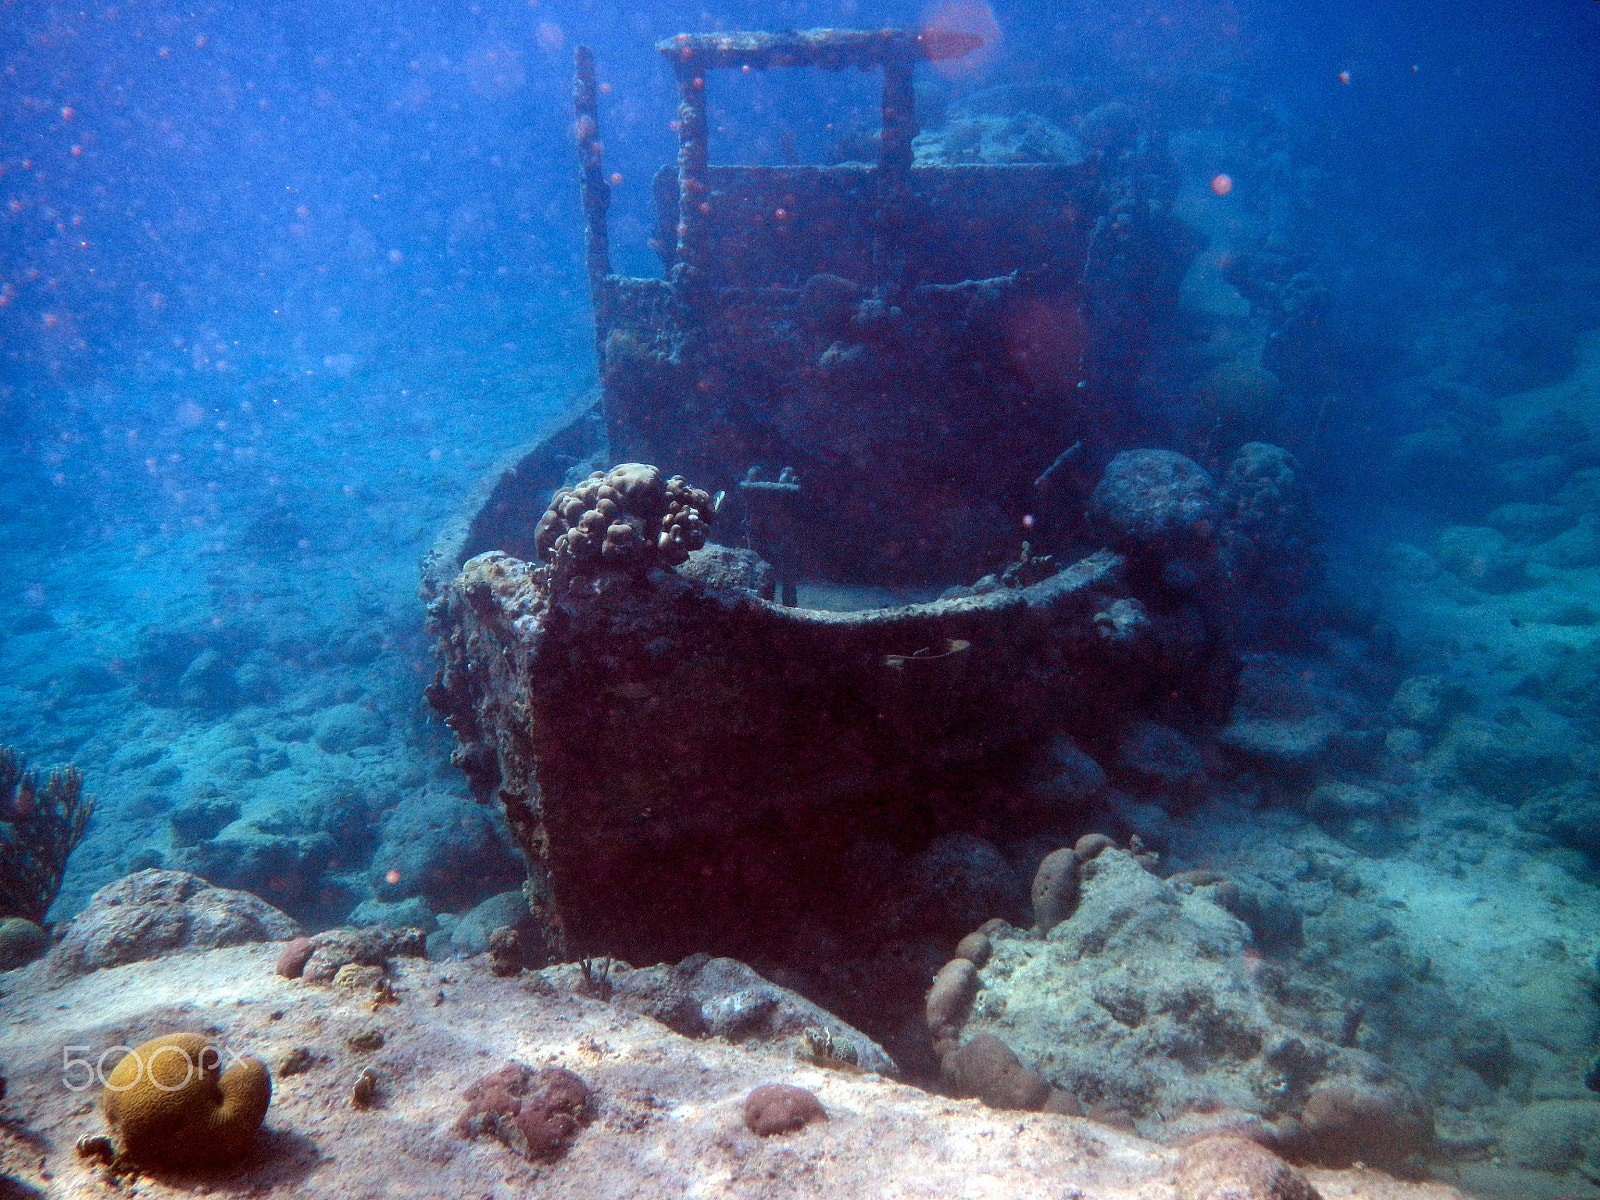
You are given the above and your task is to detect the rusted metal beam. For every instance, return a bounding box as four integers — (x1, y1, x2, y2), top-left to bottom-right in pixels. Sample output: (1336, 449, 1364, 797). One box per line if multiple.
(572, 46, 612, 346)
(654, 27, 981, 71)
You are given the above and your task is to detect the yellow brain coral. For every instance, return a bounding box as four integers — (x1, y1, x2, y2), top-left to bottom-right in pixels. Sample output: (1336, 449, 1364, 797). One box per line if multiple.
(102, 1032, 272, 1166)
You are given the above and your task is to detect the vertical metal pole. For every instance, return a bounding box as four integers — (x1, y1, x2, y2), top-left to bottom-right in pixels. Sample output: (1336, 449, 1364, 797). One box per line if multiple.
(875, 51, 916, 298)
(573, 46, 612, 360)
(672, 59, 710, 290)
(879, 51, 916, 179)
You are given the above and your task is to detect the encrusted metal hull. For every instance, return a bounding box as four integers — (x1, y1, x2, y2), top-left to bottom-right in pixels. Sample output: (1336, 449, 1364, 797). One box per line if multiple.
(426, 533, 1217, 972)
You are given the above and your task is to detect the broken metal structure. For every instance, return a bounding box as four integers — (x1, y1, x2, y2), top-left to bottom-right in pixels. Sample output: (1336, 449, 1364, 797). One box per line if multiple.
(424, 30, 1211, 1053)
(425, 27, 1193, 591)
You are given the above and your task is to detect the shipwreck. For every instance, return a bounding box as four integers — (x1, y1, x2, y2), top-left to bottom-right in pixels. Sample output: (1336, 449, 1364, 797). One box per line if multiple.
(422, 27, 1242, 1060)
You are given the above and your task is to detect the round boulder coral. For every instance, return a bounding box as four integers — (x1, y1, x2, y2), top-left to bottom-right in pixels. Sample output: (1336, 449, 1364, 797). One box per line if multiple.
(942, 1033, 1051, 1112)
(1091, 449, 1220, 557)
(1284, 1080, 1433, 1170)
(743, 1083, 827, 1135)
(102, 1032, 271, 1166)
(534, 463, 715, 584)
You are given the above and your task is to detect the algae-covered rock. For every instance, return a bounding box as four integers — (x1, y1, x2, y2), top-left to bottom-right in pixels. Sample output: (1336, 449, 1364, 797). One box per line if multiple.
(1388, 674, 1468, 729)
(0, 917, 49, 970)
(369, 788, 523, 908)
(43, 869, 300, 981)
(1486, 502, 1574, 544)
(1445, 713, 1579, 797)
(911, 833, 1023, 940)
(1218, 651, 1373, 776)
(1092, 449, 1220, 557)
(313, 702, 388, 753)
(348, 895, 436, 933)
(1532, 513, 1600, 568)
(961, 850, 1430, 1165)
(1019, 732, 1108, 821)
(677, 543, 775, 597)
(448, 891, 534, 957)
(298, 925, 426, 984)
(1500, 1098, 1600, 1173)
(1115, 719, 1208, 795)
(1434, 525, 1530, 593)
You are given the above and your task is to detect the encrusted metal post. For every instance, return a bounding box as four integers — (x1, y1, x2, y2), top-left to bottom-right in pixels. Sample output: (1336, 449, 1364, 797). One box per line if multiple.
(878, 51, 916, 180)
(572, 46, 612, 356)
(875, 49, 916, 297)
(671, 58, 710, 290)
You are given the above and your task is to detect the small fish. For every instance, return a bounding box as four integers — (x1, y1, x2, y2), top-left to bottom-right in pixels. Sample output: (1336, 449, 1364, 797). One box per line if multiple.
(884, 637, 970, 669)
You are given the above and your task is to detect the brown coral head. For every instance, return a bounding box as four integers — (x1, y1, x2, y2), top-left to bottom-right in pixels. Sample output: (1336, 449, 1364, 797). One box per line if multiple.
(536, 464, 714, 582)
(274, 935, 314, 979)
(941, 1033, 1051, 1112)
(458, 1062, 590, 1161)
(743, 1083, 827, 1136)
(102, 1032, 271, 1167)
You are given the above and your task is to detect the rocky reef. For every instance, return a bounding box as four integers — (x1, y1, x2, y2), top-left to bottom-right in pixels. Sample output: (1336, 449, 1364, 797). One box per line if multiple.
(946, 847, 1434, 1171)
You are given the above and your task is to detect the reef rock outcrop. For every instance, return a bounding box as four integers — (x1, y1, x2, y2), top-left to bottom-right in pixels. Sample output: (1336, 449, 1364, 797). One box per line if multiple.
(42, 869, 300, 982)
(950, 849, 1433, 1171)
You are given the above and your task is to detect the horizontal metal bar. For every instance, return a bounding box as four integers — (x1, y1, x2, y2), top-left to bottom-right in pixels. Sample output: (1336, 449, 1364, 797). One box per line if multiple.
(655, 27, 981, 71)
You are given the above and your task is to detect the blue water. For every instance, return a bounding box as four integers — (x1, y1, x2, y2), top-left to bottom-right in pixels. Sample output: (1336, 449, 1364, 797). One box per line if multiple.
(3, 0, 1600, 1195)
